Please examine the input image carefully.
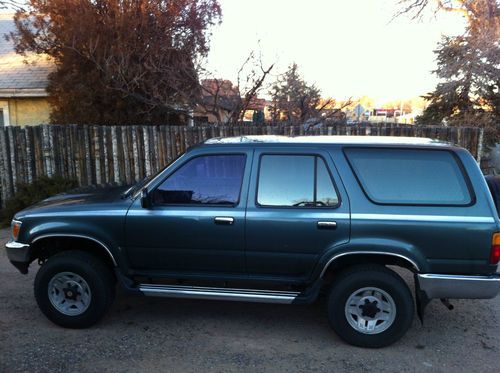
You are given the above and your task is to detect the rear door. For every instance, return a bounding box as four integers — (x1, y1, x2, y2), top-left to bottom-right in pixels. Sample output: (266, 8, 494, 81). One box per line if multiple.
(245, 147, 350, 280)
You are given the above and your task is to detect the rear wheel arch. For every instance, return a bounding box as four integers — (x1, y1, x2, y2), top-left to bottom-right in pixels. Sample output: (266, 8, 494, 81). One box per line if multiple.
(320, 251, 421, 282)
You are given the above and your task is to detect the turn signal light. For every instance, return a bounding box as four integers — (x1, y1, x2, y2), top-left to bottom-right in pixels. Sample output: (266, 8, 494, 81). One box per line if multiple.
(11, 220, 21, 241)
(491, 233, 500, 265)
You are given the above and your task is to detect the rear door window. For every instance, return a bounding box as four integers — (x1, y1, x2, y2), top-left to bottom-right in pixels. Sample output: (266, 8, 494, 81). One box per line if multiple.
(257, 155, 339, 207)
(344, 148, 472, 206)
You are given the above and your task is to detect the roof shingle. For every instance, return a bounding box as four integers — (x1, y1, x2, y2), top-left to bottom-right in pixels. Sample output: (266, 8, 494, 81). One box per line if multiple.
(0, 13, 54, 95)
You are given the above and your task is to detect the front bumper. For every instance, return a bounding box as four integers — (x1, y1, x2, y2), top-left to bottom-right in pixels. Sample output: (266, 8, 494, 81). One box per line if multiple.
(5, 241, 31, 274)
(417, 273, 500, 299)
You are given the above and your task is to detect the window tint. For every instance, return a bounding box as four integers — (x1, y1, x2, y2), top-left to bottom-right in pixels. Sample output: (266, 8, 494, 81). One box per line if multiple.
(153, 155, 246, 205)
(344, 148, 472, 205)
(316, 158, 339, 206)
(257, 155, 339, 207)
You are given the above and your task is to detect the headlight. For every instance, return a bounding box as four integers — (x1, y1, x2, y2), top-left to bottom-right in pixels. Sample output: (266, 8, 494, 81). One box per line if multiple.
(11, 220, 22, 241)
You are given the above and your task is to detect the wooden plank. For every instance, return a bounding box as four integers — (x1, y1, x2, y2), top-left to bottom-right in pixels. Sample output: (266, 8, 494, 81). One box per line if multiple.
(0, 127, 12, 205)
(41, 125, 51, 177)
(24, 127, 33, 184)
(131, 126, 140, 181)
(84, 125, 93, 185)
(8, 126, 18, 192)
(121, 126, 131, 184)
(93, 126, 102, 185)
(67, 125, 76, 182)
(111, 126, 120, 184)
(143, 125, 152, 176)
(49, 125, 57, 176)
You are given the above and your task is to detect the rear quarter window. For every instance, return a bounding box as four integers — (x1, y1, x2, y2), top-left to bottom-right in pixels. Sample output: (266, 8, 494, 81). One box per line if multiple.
(344, 148, 473, 206)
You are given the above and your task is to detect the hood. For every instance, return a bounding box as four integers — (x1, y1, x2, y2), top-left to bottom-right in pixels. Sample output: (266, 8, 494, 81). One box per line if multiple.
(15, 185, 133, 218)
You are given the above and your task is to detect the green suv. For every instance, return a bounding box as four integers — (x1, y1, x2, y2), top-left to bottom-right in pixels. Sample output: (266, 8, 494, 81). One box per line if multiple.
(6, 136, 500, 347)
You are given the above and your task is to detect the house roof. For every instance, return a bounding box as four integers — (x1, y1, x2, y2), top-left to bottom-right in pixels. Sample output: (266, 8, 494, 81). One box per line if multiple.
(0, 13, 54, 98)
(199, 79, 268, 112)
(200, 79, 239, 112)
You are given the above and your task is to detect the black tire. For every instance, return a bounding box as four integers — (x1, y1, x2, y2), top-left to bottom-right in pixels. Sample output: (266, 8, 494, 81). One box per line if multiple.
(34, 250, 116, 328)
(327, 264, 414, 348)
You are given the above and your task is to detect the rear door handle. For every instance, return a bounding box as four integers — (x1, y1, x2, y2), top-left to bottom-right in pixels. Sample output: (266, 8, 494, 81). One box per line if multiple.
(317, 221, 337, 230)
(214, 217, 234, 225)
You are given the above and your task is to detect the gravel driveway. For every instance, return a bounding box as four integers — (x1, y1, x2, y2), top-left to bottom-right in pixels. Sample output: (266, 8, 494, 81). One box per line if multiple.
(0, 228, 499, 372)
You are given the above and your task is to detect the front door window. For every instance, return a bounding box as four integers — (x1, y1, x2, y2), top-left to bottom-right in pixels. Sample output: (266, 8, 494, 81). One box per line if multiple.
(153, 154, 246, 206)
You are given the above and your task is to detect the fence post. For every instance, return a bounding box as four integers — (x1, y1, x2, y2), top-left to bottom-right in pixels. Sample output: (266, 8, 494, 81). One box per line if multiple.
(477, 128, 484, 164)
(0, 127, 12, 206)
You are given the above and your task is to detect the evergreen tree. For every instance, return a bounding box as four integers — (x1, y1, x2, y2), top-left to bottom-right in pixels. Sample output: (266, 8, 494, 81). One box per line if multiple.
(415, 1, 499, 133)
(269, 63, 322, 123)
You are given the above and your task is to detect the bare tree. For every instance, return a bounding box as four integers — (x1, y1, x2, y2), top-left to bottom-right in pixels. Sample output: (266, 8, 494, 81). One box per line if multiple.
(198, 51, 274, 125)
(0, 1, 24, 10)
(396, 0, 498, 20)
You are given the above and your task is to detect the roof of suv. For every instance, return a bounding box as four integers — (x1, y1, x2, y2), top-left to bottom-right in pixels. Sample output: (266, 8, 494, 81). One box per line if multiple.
(203, 135, 451, 147)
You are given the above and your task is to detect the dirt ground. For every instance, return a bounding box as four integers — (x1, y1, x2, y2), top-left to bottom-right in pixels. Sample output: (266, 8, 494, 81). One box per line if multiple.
(0, 228, 499, 373)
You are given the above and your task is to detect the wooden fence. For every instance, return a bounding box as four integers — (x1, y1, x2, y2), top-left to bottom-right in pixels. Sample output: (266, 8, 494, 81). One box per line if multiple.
(0, 123, 484, 207)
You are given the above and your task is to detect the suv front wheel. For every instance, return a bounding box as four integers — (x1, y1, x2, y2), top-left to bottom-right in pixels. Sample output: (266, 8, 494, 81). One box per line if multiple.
(327, 264, 414, 348)
(34, 250, 116, 328)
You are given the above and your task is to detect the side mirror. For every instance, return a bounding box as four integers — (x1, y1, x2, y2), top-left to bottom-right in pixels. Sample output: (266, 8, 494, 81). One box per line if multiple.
(141, 188, 152, 209)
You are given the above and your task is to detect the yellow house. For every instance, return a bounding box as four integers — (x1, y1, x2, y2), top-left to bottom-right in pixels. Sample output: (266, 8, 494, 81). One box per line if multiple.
(0, 14, 54, 127)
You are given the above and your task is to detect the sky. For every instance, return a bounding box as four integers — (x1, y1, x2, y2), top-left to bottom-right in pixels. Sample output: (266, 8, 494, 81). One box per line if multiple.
(206, 0, 467, 105)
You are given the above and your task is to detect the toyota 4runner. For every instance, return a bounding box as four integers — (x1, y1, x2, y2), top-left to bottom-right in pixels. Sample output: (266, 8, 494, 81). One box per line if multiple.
(6, 136, 500, 347)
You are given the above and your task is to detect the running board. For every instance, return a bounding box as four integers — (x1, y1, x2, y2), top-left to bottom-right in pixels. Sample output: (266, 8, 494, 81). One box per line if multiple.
(138, 284, 300, 304)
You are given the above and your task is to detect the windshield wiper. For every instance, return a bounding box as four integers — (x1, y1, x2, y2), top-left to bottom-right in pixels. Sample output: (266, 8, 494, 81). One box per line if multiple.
(120, 186, 135, 199)
(121, 176, 148, 199)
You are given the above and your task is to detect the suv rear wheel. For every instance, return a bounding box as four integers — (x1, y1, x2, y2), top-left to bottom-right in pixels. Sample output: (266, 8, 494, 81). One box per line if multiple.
(327, 264, 414, 348)
(34, 250, 115, 328)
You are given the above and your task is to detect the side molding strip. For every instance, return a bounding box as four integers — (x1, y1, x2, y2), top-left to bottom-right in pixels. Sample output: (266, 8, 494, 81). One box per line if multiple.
(139, 284, 299, 304)
(351, 214, 495, 223)
(320, 251, 421, 277)
(31, 234, 118, 266)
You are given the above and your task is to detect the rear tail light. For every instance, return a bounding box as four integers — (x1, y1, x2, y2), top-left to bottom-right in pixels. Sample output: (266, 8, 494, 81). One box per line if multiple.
(491, 233, 500, 265)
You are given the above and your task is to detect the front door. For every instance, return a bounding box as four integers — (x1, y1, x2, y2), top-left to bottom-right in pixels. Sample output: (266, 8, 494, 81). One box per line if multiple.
(125, 150, 252, 275)
(245, 148, 350, 280)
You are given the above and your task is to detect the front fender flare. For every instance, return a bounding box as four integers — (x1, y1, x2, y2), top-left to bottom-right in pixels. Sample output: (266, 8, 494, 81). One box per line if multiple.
(31, 233, 118, 266)
(24, 221, 120, 267)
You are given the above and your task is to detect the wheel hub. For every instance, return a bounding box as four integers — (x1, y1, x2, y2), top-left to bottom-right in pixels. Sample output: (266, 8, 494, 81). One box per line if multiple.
(344, 287, 396, 335)
(63, 283, 81, 301)
(359, 298, 381, 319)
(48, 272, 92, 316)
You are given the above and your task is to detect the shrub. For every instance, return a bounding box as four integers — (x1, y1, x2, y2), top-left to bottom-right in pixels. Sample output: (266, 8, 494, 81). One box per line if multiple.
(0, 176, 78, 227)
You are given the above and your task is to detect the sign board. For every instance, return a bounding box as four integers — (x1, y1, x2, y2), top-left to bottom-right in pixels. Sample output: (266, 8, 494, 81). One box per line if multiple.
(353, 104, 365, 117)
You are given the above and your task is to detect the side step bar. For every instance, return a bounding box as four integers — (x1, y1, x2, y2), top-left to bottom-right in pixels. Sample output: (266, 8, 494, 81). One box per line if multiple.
(138, 284, 300, 304)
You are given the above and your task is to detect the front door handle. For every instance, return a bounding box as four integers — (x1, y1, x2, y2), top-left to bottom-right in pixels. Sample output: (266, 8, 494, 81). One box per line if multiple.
(214, 217, 234, 225)
(317, 221, 337, 230)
